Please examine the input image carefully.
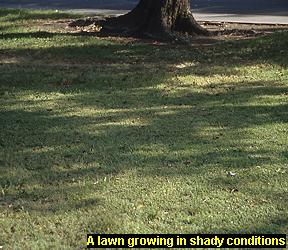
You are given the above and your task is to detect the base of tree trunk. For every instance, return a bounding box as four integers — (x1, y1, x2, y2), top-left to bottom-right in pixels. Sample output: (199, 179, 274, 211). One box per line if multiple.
(102, 0, 209, 40)
(70, 0, 210, 41)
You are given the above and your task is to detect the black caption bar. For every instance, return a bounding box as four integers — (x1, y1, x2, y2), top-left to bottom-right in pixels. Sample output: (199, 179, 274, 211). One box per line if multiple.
(87, 234, 286, 248)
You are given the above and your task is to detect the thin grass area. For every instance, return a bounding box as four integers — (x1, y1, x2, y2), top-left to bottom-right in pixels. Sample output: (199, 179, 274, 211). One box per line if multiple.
(0, 9, 287, 249)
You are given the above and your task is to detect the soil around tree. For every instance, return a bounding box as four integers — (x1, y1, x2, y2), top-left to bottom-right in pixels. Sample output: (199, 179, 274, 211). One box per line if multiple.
(66, 15, 288, 44)
(31, 16, 288, 47)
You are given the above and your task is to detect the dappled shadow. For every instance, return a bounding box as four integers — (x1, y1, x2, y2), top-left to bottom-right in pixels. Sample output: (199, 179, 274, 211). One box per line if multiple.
(1, 28, 288, 67)
(0, 22, 287, 237)
(1, 77, 287, 211)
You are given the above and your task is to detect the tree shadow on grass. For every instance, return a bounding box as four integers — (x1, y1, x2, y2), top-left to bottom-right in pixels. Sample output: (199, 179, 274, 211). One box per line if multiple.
(0, 29, 287, 235)
(1, 80, 287, 199)
(1, 29, 287, 69)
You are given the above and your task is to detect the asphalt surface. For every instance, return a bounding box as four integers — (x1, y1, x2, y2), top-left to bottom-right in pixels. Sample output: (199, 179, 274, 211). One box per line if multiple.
(1, 0, 288, 24)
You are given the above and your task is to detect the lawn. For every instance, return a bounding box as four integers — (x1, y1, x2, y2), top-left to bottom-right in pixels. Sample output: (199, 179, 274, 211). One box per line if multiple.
(0, 8, 287, 249)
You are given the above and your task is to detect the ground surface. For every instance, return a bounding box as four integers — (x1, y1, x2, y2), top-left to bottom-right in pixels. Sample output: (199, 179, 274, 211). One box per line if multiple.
(1, 0, 288, 24)
(0, 9, 288, 250)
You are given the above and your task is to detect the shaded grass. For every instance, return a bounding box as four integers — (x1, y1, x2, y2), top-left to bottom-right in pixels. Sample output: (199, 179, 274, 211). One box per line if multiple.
(0, 9, 288, 249)
(0, 8, 83, 21)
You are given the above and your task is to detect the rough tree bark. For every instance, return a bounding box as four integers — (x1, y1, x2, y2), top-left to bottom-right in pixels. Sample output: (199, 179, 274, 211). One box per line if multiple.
(97, 0, 209, 39)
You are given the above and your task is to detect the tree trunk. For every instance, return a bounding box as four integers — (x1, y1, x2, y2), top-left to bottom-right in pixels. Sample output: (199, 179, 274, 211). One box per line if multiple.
(100, 0, 209, 39)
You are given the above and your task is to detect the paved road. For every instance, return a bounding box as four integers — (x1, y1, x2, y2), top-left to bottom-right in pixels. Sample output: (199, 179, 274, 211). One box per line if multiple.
(1, 0, 288, 24)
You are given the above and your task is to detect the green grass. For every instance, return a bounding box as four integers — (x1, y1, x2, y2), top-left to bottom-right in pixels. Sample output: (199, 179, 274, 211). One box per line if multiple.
(0, 9, 288, 249)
